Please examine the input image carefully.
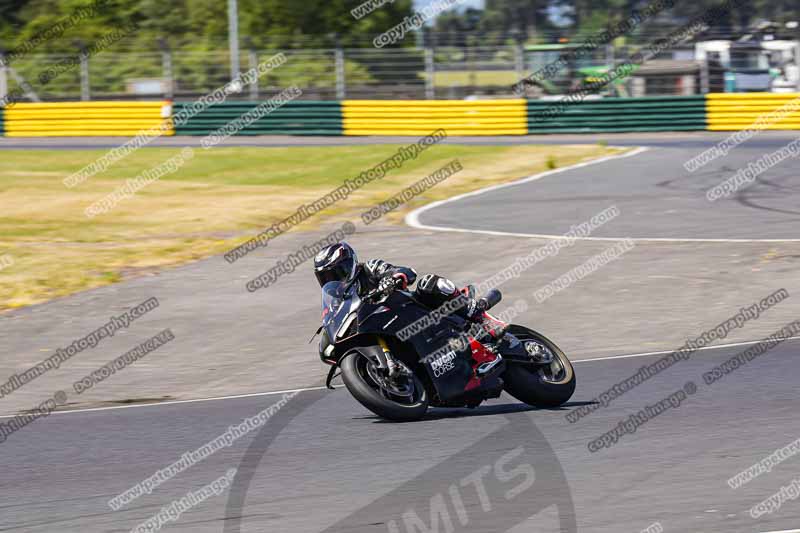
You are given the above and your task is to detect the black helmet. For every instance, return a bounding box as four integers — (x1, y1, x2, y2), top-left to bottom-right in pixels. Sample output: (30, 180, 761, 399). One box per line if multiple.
(314, 242, 358, 287)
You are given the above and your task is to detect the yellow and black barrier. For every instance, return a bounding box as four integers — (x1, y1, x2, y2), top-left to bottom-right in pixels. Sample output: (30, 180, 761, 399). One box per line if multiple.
(706, 93, 800, 131)
(342, 99, 528, 136)
(2, 93, 800, 136)
(1, 101, 172, 137)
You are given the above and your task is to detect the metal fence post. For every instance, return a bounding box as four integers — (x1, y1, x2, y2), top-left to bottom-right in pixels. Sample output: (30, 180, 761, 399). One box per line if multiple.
(514, 42, 525, 83)
(249, 48, 258, 99)
(700, 59, 709, 94)
(80, 51, 90, 101)
(161, 48, 174, 99)
(335, 48, 345, 100)
(424, 47, 434, 100)
(468, 42, 476, 89)
(0, 53, 7, 101)
(227, 0, 240, 82)
(795, 41, 800, 92)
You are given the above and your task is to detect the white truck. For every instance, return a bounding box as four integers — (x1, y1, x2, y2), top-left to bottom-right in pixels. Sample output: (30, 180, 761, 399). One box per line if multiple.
(695, 39, 800, 92)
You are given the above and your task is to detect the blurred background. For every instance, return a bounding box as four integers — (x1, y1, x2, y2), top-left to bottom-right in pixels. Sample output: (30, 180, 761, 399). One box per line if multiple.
(1, 0, 800, 101)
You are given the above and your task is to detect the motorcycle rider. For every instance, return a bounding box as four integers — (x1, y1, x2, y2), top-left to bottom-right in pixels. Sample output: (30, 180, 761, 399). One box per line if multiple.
(313, 242, 505, 337)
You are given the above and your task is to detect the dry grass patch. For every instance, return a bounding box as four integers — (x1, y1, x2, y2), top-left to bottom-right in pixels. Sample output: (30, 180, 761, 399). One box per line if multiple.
(0, 143, 625, 309)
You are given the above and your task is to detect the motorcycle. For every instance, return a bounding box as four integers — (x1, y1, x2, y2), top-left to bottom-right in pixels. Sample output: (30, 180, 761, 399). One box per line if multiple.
(315, 278, 575, 421)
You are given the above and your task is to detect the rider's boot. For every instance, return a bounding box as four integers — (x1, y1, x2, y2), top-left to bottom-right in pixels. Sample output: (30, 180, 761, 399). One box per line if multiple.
(461, 285, 508, 342)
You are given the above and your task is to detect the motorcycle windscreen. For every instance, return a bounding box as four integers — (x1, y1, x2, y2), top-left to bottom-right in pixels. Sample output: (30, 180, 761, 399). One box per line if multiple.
(421, 340, 474, 401)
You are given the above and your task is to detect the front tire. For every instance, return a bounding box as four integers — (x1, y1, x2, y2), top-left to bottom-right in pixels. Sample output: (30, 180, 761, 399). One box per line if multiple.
(340, 349, 429, 422)
(502, 326, 576, 408)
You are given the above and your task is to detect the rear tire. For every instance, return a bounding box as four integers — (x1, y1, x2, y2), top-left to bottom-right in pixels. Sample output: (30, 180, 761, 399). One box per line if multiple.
(502, 326, 576, 408)
(341, 349, 429, 422)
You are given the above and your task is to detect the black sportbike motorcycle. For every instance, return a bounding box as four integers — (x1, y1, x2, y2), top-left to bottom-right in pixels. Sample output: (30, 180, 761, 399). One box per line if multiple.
(315, 278, 575, 421)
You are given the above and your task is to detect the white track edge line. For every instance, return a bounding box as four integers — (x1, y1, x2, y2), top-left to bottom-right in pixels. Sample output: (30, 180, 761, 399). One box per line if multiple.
(574, 335, 800, 363)
(0, 386, 329, 419)
(3, 335, 798, 419)
(404, 146, 800, 243)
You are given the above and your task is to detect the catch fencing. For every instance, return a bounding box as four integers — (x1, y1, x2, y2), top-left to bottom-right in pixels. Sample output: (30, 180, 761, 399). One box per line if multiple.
(1, 40, 775, 103)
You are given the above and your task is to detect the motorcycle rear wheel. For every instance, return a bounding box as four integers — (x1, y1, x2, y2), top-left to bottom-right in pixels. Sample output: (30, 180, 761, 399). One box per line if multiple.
(341, 349, 429, 422)
(502, 326, 576, 408)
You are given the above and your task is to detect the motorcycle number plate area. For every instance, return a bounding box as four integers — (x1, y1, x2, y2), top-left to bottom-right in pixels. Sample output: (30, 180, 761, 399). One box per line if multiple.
(423, 341, 473, 401)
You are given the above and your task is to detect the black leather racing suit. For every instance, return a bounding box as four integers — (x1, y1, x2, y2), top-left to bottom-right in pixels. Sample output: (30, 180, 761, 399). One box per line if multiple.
(355, 259, 474, 318)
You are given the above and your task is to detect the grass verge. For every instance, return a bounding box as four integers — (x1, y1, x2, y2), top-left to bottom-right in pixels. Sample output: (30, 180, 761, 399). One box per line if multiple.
(0, 143, 625, 310)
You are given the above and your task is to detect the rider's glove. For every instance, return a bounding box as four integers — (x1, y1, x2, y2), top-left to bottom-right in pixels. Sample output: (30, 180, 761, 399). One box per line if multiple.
(390, 272, 409, 290)
(379, 273, 406, 293)
(465, 297, 482, 321)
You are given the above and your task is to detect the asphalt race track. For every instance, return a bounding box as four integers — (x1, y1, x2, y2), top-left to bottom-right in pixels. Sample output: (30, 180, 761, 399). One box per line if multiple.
(412, 145, 800, 240)
(0, 130, 798, 151)
(2, 133, 799, 533)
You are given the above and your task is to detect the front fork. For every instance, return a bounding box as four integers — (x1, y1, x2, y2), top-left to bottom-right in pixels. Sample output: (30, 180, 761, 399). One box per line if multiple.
(377, 337, 398, 377)
(325, 337, 403, 390)
(500, 331, 555, 365)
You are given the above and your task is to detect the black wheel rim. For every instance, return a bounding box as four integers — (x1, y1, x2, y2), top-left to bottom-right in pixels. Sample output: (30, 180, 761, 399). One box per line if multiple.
(512, 330, 572, 385)
(355, 353, 425, 406)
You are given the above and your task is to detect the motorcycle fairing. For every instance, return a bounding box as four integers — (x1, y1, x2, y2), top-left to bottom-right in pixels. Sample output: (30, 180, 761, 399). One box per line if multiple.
(354, 291, 480, 401)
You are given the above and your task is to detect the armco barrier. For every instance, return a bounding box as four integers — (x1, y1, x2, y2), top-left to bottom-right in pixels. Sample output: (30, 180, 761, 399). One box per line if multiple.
(706, 92, 800, 131)
(527, 95, 707, 133)
(7, 93, 800, 137)
(173, 101, 342, 135)
(2, 101, 172, 136)
(342, 99, 528, 136)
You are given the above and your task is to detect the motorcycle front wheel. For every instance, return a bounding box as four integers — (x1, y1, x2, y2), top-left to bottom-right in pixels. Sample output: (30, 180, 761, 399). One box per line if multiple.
(341, 349, 429, 422)
(502, 326, 576, 408)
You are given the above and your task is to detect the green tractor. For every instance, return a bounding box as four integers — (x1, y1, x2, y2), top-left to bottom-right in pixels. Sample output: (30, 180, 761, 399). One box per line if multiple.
(523, 43, 631, 97)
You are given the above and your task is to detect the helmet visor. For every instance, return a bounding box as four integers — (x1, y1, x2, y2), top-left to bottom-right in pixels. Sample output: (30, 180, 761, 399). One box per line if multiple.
(315, 256, 355, 287)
